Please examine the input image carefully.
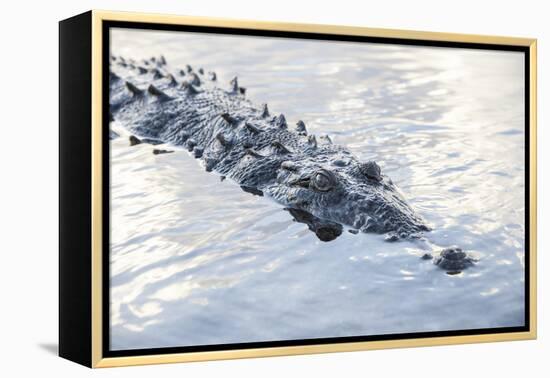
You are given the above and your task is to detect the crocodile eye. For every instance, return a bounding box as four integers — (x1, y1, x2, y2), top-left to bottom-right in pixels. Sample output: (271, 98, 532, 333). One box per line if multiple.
(312, 169, 336, 192)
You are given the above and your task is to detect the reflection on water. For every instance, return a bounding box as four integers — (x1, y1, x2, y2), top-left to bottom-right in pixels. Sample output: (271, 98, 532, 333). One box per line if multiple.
(110, 29, 525, 350)
(286, 208, 343, 242)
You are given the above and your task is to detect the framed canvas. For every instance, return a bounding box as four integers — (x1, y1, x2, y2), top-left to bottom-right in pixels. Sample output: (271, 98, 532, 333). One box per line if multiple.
(59, 10, 537, 368)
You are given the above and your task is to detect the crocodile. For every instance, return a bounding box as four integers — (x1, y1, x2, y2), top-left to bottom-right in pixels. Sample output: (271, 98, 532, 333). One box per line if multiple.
(109, 55, 479, 273)
(109, 55, 431, 241)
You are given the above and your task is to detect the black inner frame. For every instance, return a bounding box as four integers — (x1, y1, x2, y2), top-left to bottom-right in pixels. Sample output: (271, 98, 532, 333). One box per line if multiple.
(102, 20, 531, 358)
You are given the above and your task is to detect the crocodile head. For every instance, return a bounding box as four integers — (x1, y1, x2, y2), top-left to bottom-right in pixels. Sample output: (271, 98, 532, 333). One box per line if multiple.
(267, 156, 429, 237)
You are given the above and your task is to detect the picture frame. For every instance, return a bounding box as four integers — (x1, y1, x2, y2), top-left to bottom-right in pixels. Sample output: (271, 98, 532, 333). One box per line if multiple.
(59, 10, 537, 368)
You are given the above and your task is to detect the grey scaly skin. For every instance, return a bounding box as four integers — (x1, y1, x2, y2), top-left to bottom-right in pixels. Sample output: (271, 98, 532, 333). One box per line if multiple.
(110, 55, 480, 273)
(109, 55, 431, 240)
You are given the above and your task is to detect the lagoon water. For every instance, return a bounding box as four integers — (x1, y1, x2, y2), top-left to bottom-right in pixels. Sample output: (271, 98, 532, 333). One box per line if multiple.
(109, 29, 526, 350)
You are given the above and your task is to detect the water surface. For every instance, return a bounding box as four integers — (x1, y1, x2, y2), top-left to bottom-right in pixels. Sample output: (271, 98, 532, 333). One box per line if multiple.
(110, 29, 525, 350)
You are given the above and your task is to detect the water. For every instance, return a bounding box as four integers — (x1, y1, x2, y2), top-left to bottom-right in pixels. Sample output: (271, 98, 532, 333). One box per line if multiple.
(109, 28, 526, 350)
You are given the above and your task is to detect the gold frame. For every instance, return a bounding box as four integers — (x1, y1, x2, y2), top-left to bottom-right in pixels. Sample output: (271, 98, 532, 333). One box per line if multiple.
(90, 9, 537, 368)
